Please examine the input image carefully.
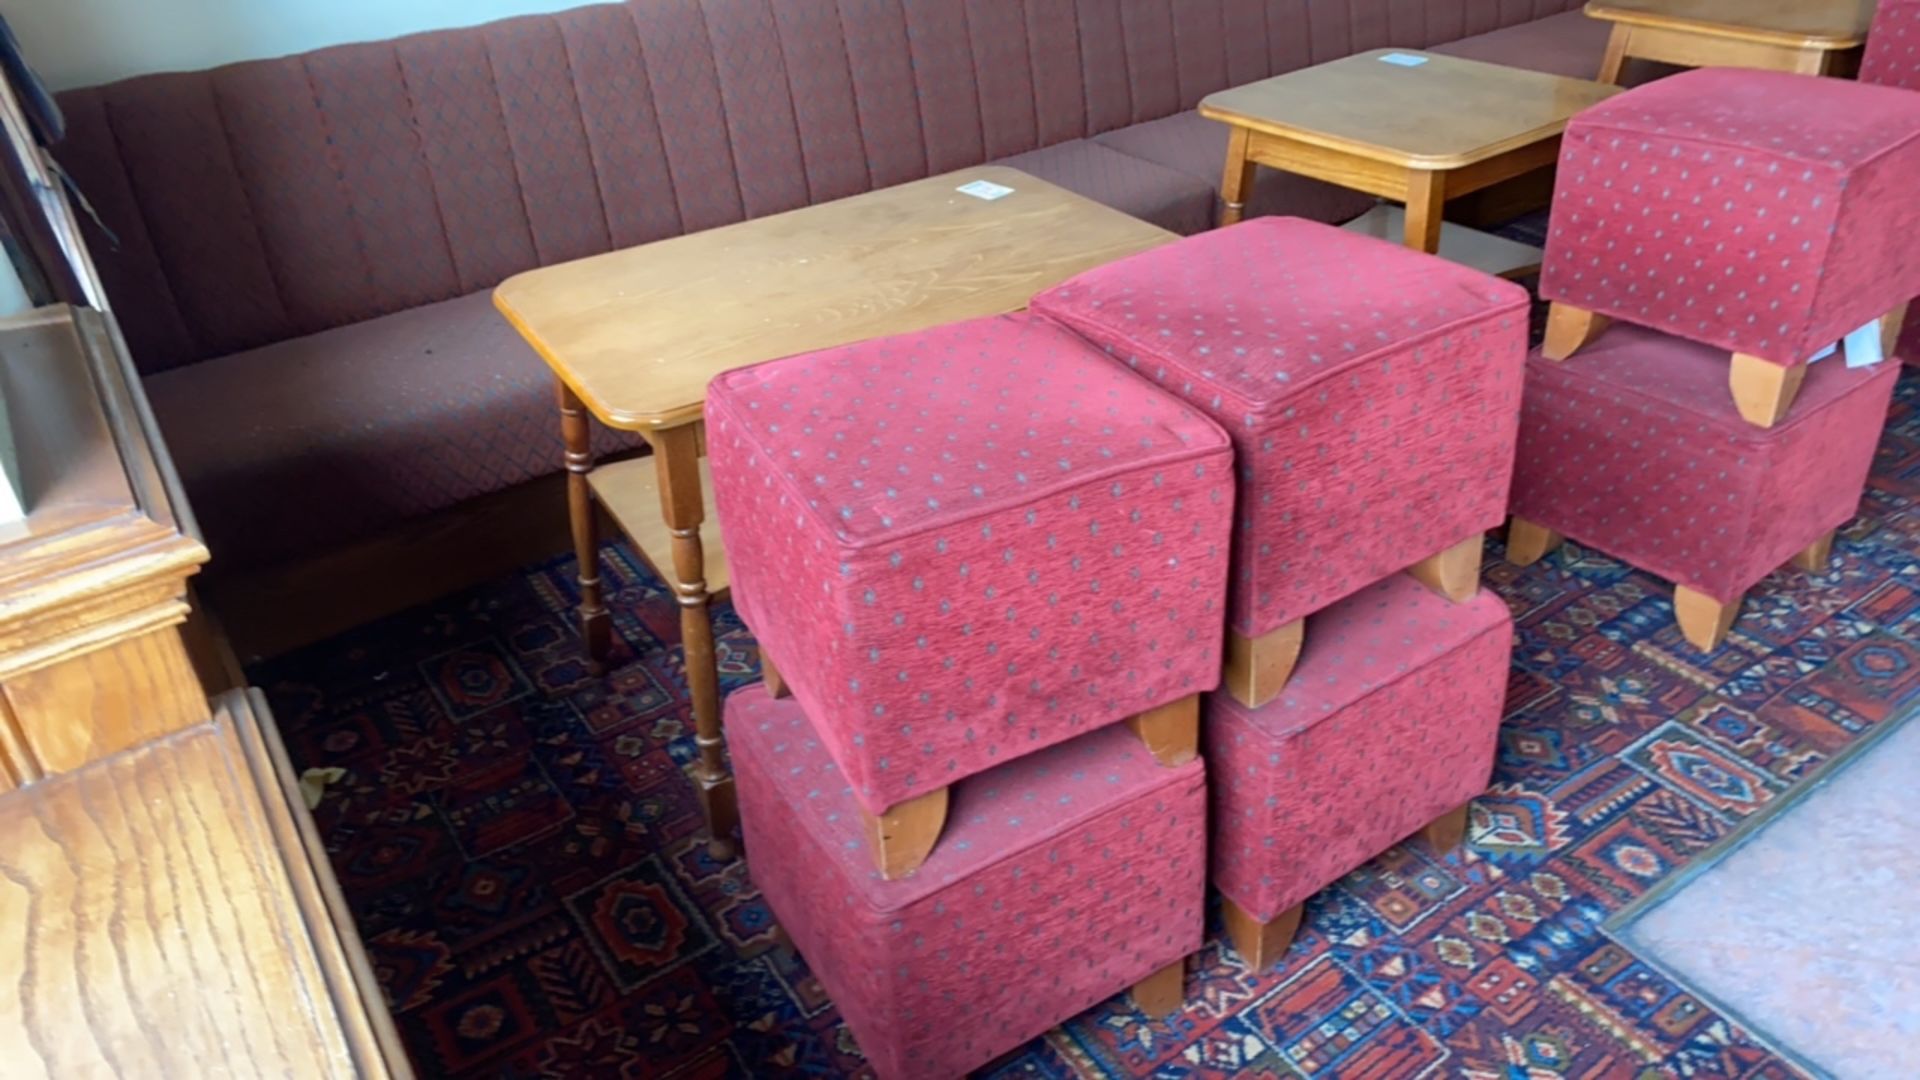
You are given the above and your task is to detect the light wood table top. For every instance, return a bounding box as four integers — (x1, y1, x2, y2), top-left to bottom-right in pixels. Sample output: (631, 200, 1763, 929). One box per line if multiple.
(495, 166, 1175, 432)
(1198, 50, 1621, 170)
(1585, 0, 1874, 48)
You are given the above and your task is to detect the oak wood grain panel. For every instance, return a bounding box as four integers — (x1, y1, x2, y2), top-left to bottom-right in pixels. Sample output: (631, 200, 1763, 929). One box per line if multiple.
(0, 723, 358, 1078)
(3, 626, 207, 773)
(494, 166, 1174, 431)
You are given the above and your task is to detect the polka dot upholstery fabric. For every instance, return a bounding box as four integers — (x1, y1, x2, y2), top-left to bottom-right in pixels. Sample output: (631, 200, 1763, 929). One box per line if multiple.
(729, 685, 1205, 1080)
(1206, 573, 1511, 924)
(706, 313, 1234, 817)
(1864, 0, 1920, 91)
(1510, 325, 1898, 604)
(1030, 217, 1529, 639)
(1539, 68, 1920, 369)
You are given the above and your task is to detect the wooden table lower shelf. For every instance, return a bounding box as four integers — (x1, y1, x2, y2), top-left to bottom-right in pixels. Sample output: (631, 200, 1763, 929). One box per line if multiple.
(1342, 204, 1543, 279)
(589, 455, 730, 600)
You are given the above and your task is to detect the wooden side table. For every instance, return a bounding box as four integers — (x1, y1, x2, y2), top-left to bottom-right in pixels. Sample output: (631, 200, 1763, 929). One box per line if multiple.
(1586, 0, 1874, 82)
(1200, 51, 1619, 273)
(495, 168, 1172, 857)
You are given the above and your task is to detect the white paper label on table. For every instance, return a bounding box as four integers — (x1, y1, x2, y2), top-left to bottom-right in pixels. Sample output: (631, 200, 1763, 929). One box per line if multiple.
(1844, 318, 1885, 369)
(956, 179, 1015, 201)
(1379, 53, 1429, 67)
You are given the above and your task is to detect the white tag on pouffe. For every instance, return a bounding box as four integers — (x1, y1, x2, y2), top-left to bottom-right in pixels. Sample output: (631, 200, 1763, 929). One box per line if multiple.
(1808, 340, 1839, 364)
(1844, 318, 1886, 368)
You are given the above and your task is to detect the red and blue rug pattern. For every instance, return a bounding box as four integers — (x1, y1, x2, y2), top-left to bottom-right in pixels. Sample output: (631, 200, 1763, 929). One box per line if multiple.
(256, 371, 1920, 1078)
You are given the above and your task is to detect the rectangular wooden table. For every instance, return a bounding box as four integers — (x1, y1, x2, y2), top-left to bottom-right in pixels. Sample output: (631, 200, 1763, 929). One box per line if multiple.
(1586, 0, 1875, 82)
(1200, 50, 1620, 275)
(494, 167, 1174, 856)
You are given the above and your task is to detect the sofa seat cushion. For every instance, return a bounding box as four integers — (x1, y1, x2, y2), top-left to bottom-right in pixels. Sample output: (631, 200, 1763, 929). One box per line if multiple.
(1429, 10, 1670, 85)
(1092, 112, 1375, 226)
(146, 290, 638, 570)
(994, 140, 1218, 236)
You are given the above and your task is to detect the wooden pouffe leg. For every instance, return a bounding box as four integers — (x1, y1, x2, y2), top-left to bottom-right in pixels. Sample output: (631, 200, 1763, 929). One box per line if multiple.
(1542, 303, 1610, 361)
(1223, 896, 1304, 973)
(1882, 303, 1910, 354)
(759, 647, 789, 698)
(1728, 353, 1806, 429)
(1791, 531, 1836, 574)
(1417, 803, 1471, 854)
(862, 786, 949, 880)
(1505, 517, 1564, 567)
(1674, 585, 1740, 652)
(1129, 958, 1187, 1018)
(1406, 534, 1483, 603)
(1225, 621, 1305, 708)
(1128, 694, 1200, 766)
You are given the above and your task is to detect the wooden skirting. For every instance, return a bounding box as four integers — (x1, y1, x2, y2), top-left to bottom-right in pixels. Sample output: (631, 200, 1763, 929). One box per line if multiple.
(203, 470, 596, 664)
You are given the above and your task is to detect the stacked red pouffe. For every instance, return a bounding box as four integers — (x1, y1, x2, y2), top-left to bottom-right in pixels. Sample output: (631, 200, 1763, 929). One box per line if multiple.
(707, 312, 1233, 1076)
(1512, 69, 1920, 650)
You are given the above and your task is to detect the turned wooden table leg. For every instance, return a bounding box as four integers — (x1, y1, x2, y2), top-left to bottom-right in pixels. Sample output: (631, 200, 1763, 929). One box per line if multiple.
(1225, 620, 1305, 709)
(1224, 896, 1303, 973)
(1219, 126, 1257, 227)
(759, 646, 789, 698)
(1404, 169, 1446, 255)
(1406, 533, 1483, 603)
(557, 379, 611, 674)
(652, 423, 737, 860)
(1597, 25, 1630, 84)
(1505, 517, 1564, 567)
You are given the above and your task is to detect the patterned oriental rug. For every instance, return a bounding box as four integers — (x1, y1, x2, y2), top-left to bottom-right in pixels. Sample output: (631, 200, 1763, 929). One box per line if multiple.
(257, 370, 1920, 1079)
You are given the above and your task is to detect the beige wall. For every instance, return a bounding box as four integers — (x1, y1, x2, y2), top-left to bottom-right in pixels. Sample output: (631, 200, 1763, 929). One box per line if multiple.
(6, 0, 614, 90)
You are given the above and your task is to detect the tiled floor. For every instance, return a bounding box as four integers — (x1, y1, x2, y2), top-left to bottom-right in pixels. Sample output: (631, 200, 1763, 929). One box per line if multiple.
(1620, 714, 1920, 1079)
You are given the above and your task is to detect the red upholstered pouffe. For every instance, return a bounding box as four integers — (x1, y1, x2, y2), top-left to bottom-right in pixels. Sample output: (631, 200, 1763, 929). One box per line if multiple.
(706, 312, 1233, 866)
(1508, 324, 1898, 652)
(1206, 573, 1512, 971)
(1864, 0, 1920, 91)
(729, 685, 1206, 1079)
(1538, 68, 1920, 424)
(1030, 216, 1529, 707)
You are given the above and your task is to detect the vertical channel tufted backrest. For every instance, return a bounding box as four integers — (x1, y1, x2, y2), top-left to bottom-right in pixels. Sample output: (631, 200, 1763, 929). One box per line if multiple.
(52, 0, 1581, 375)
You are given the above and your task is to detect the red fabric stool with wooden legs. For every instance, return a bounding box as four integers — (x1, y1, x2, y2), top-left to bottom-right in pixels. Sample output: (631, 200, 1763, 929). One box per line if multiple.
(1864, 0, 1920, 91)
(1507, 325, 1897, 652)
(706, 312, 1233, 881)
(1205, 573, 1512, 971)
(1032, 217, 1528, 709)
(1538, 69, 1920, 425)
(730, 685, 1206, 1079)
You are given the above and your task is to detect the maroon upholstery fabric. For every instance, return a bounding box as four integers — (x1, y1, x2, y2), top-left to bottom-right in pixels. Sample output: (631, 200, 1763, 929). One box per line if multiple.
(707, 313, 1233, 815)
(993, 142, 1217, 236)
(1429, 9, 1671, 84)
(144, 292, 641, 569)
(732, 688, 1206, 1079)
(1032, 219, 1529, 638)
(1092, 112, 1379, 226)
(52, 0, 1594, 567)
(1509, 326, 1898, 604)
(1540, 69, 1920, 370)
(1207, 574, 1512, 923)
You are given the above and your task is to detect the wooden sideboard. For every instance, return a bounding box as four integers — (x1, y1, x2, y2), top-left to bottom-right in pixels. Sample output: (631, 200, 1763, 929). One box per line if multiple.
(0, 306, 408, 1077)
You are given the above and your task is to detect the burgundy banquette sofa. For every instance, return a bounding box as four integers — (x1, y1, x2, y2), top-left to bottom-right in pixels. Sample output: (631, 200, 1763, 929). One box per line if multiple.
(53, 0, 1612, 570)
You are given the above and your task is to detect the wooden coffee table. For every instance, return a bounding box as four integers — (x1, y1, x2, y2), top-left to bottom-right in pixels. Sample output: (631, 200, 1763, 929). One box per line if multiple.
(1586, 0, 1874, 83)
(494, 167, 1172, 858)
(1200, 50, 1620, 276)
